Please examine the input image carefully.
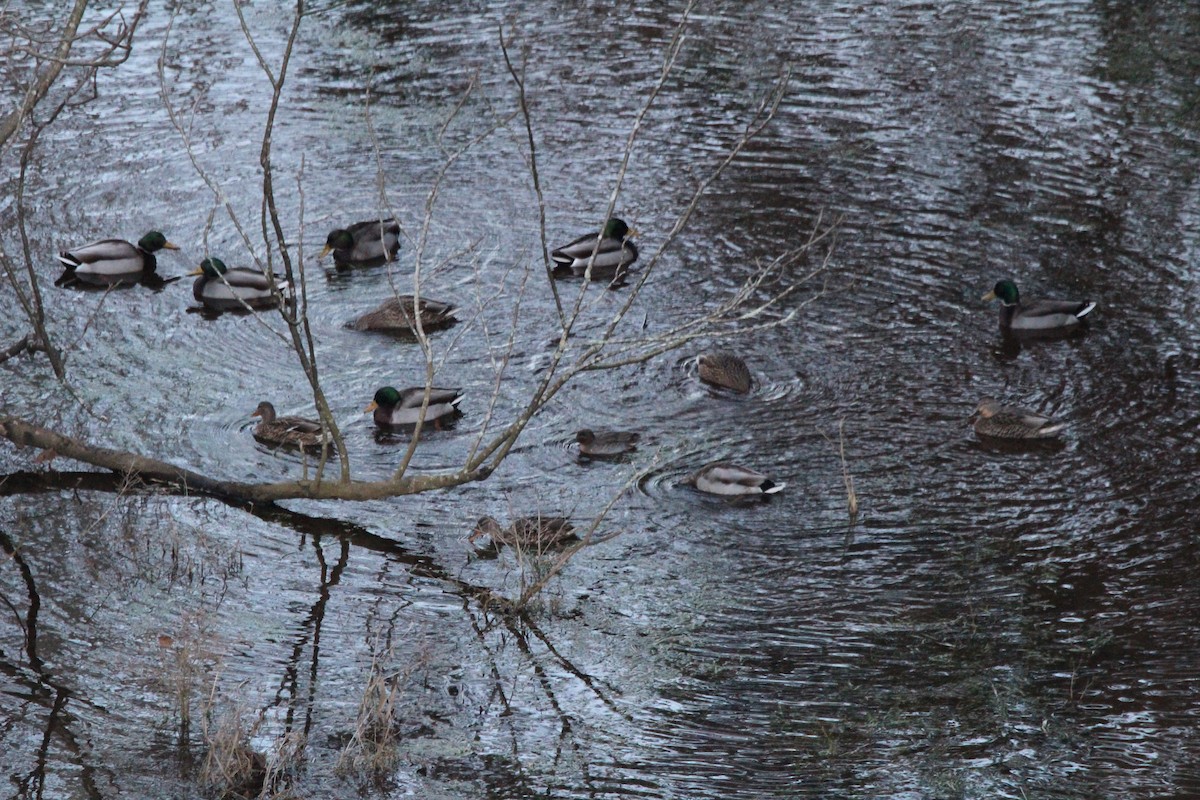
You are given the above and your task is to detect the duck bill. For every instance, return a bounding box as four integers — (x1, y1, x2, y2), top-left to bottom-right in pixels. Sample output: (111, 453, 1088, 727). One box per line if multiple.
(981, 290, 997, 301)
(319, 245, 333, 259)
(364, 400, 378, 413)
(163, 241, 181, 251)
(187, 266, 204, 276)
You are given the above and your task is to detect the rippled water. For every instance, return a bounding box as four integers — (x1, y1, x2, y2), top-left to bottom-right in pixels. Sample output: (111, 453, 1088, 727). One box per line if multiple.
(3, 0, 1200, 797)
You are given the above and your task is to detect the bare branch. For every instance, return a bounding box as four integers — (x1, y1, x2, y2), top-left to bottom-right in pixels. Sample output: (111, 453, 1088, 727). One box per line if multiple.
(0, 0, 89, 149)
(499, 24, 563, 322)
(0, 336, 31, 364)
(0, 416, 494, 504)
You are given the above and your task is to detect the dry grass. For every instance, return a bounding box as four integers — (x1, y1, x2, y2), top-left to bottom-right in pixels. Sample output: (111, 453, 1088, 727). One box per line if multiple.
(156, 613, 217, 742)
(260, 730, 307, 798)
(199, 700, 267, 800)
(824, 417, 859, 525)
(335, 649, 409, 781)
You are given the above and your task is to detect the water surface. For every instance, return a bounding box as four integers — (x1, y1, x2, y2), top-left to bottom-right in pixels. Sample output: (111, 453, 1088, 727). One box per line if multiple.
(2, 0, 1200, 797)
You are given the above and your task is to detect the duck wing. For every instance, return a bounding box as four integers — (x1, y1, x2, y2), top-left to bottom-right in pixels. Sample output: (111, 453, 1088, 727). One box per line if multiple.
(275, 415, 325, 435)
(346, 218, 400, 239)
(397, 386, 463, 409)
(983, 406, 1065, 438)
(58, 238, 140, 267)
(510, 517, 575, 546)
(579, 430, 640, 456)
(551, 233, 637, 273)
(196, 269, 287, 309)
(345, 219, 401, 262)
(1012, 298, 1095, 329)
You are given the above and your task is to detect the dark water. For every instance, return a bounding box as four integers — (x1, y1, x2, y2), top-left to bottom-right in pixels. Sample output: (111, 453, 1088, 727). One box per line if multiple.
(3, 0, 1200, 797)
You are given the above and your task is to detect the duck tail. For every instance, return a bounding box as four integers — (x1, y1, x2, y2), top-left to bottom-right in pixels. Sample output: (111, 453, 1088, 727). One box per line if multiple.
(1036, 422, 1067, 438)
(56, 252, 80, 269)
(1076, 301, 1096, 319)
(762, 480, 786, 494)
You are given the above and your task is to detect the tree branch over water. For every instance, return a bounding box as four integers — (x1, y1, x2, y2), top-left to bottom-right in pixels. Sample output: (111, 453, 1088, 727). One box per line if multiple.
(0, 5, 836, 507)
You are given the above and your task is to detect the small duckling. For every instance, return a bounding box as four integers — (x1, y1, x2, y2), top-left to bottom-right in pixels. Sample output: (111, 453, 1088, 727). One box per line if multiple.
(698, 352, 752, 394)
(469, 515, 576, 550)
(350, 295, 456, 334)
(576, 428, 639, 457)
(972, 398, 1065, 439)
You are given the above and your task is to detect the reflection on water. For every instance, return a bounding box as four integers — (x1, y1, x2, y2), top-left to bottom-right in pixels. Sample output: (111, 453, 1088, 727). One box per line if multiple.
(3, 0, 1200, 797)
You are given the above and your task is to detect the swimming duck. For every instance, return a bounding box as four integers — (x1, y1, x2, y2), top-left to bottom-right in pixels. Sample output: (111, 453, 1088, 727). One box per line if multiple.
(971, 399, 1065, 439)
(469, 515, 576, 550)
(982, 280, 1095, 331)
(688, 462, 785, 496)
(365, 385, 463, 428)
(576, 428, 640, 457)
(250, 401, 336, 452)
(350, 295, 457, 334)
(190, 258, 286, 312)
(320, 219, 401, 266)
(698, 352, 752, 394)
(551, 217, 638, 277)
(56, 230, 179, 286)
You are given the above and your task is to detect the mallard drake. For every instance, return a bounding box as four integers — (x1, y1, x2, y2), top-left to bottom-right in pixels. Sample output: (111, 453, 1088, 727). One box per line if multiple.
(350, 296, 457, 334)
(251, 401, 337, 452)
(698, 352, 752, 394)
(56, 230, 179, 286)
(469, 515, 576, 550)
(576, 428, 639, 457)
(190, 258, 286, 312)
(320, 219, 401, 266)
(688, 462, 785, 496)
(365, 385, 463, 428)
(551, 217, 638, 277)
(982, 280, 1095, 331)
(971, 399, 1065, 439)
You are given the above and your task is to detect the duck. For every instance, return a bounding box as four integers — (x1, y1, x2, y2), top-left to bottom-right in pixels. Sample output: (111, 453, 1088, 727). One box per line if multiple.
(250, 401, 337, 452)
(350, 295, 457, 334)
(971, 398, 1065, 439)
(688, 462, 785, 496)
(320, 219, 401, 266)
(698, 352, 752, 394)
(56, 230, 179, 286)
(982, 279, 1095, 331)
(576, 428, 639, 457)
(190, 258, 286, 312)
(551, 217, 638, 277)
(365, 385, 463, 428)
(469, 515, 576, 550)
